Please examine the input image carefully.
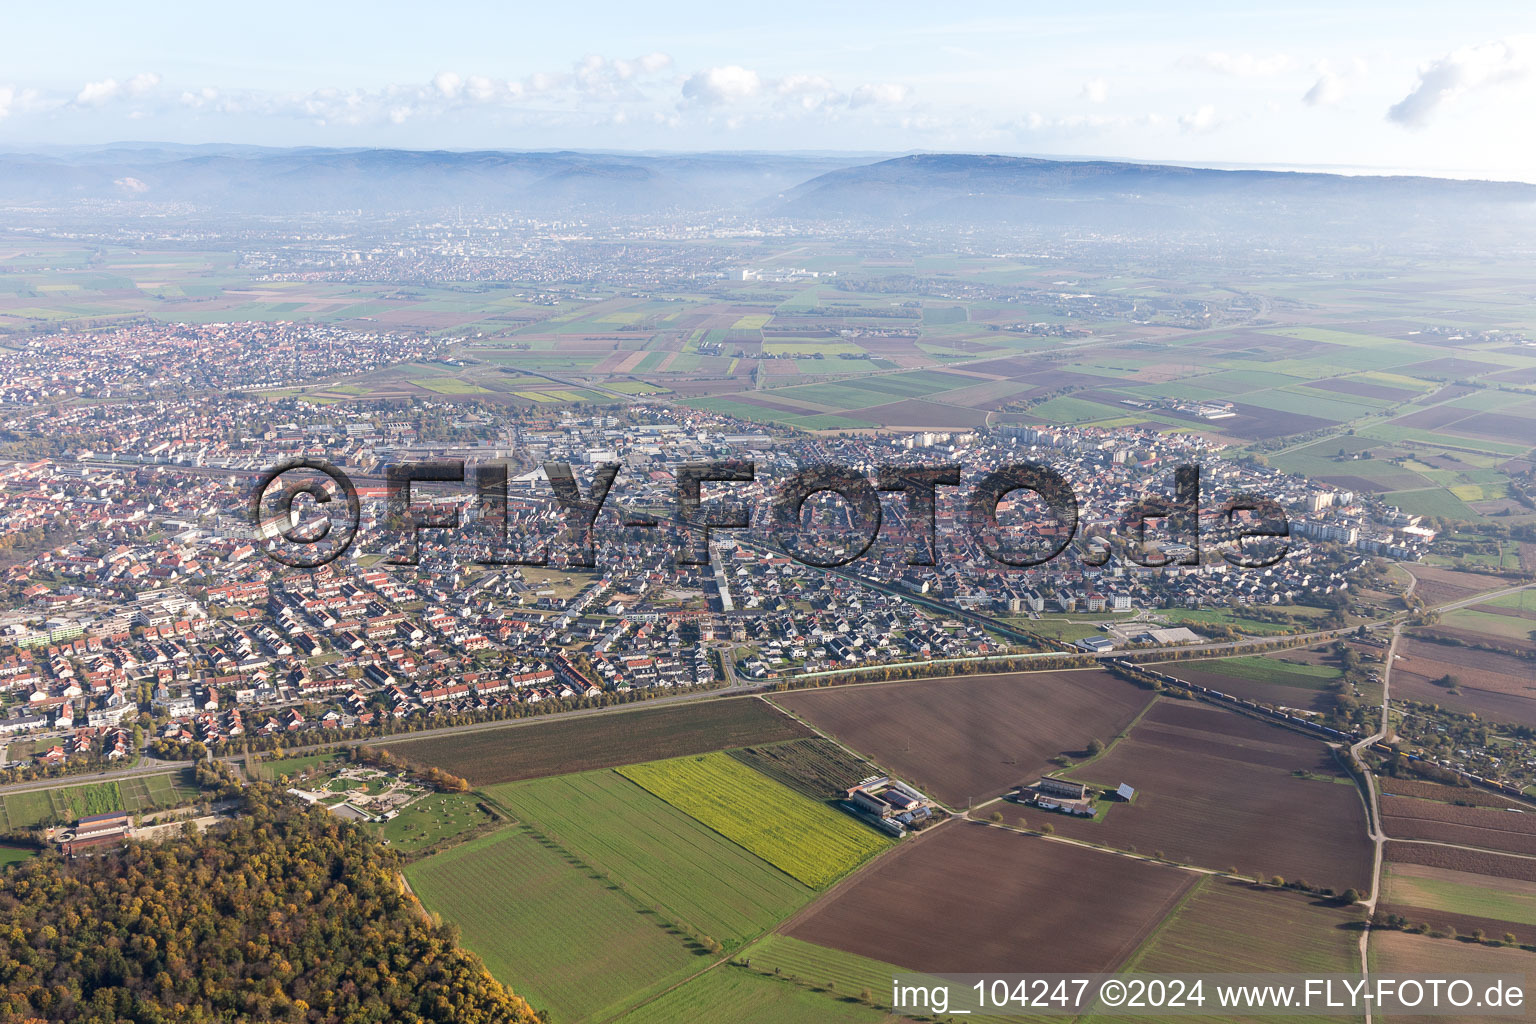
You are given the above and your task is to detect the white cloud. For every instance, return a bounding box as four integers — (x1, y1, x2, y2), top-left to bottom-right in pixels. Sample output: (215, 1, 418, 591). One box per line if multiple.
(1081, 78, 1108, 103)
(1302, 58, 1368, 107)
(125, 72, 160, 96)
(0, 87, 11, 120)
(113, 176, 149, 193)
(848, 82, 909, 107)
(1388, 40, 1529, 128)
(775, 74, 840, 110)
(681, 65, 762, 105)
(1302, 72, 1344, 107)
(432, 72, 463, 99)
(612, 53, 671, 79)
(76, 78, 121, 105)
(1181, 52, 1293, 77)
(76, 72, 160, 106)
(464, 75, 499, 102)
(1178, 104, 1219, 133)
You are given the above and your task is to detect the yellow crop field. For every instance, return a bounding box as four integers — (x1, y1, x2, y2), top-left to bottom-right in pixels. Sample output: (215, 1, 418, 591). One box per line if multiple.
(617, 752, 889, 887)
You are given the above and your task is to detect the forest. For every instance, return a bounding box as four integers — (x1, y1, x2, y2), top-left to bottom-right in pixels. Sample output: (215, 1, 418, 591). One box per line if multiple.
(0, 785, 540, 1024)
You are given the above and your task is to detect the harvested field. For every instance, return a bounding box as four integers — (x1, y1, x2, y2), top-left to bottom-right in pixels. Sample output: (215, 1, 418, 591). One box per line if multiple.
(785, 822, 1195, 974)
(1378, 903, 1536, 946)
(1101, 878, 1364, 1023)
(1391, 405, 1472, 430)
(1217, 404, 1337, 438)
(1369, 930, 1535, 1024)
(1401, 564, 1509, 608)
(1122, 877, 1363, 972)
(1020, 700, 1373, 891)
(1387, 840, 1536, 882)
(1380, 776, 1526, 810)
(1411, 625, 1536, 657)
(1392, 636, 1536, 726)
(381, 698, 813, 785)
(727, 738, 884, 801)
(1401, 357, 1507, 378)
(771, 669, 1155, 807)
(1382, 794, 1536, 856)
(1444, 410, 1536, 440)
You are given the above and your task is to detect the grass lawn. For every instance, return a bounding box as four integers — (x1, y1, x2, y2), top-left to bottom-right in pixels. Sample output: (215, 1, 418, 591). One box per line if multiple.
(1191, 655, 1344, 691)
(375, 791, 496, 855)
(1160, 608, 1307, 636)
(256, 753, 343, 782)
(616, 752, 890, 888)
(486, 770, 815, 950)
(0, 844, 37, 868)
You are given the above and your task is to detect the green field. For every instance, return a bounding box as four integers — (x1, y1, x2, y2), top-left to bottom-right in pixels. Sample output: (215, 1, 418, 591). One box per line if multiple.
(612, 962, 887, 1024)
(406, 825, 706, 1023)
(256, 753, 343, 781)
(1084, 878, 1362, 1023)
(1159, 607, 1309, 636)
(1192, 655, 1344, 691)
(486, 770, 815, 949)
(0, 844, 37, 868)
(1440, 607, 1535, 641)
(616, 752, 890, 888)
(411, 377, 492, 394)
(1383, 863, 1536, 925)
(744, 935, 1018, 1024)
(744, 936, 910, 1008)
(762, 341, 864, 356)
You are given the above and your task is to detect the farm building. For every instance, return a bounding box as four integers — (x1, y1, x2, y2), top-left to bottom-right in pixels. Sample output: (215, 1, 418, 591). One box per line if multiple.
(56, 810, 131, 858)
(845, 776, 938, 835)
(1019, 777, 1098, 817)
(1036, 777, 1089, 801)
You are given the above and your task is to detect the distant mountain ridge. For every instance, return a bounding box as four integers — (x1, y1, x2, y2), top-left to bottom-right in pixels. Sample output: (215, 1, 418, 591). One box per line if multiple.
(0, 147, 1531, 236)
(0, 147, 862, 216)
(772, 153, 1536, 235)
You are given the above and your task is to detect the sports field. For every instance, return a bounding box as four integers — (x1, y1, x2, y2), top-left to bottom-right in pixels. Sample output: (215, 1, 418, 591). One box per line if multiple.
(616, 752, 890, 888)
(0, 769, 199, 829)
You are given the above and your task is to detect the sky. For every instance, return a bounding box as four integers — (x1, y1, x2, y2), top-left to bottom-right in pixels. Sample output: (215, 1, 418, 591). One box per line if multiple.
(3, 1, 1536, 180)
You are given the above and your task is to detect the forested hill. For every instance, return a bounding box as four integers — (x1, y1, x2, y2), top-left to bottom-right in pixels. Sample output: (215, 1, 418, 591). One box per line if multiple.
(0, 786, 539, 1024)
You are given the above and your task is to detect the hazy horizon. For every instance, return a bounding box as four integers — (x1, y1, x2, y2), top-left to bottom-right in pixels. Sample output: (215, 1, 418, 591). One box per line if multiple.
(2, 2, 1534, 180)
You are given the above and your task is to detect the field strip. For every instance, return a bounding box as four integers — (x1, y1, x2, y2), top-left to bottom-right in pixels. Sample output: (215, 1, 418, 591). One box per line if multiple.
(969, 818, 1230, 879)
(763, 815, 956, 937)
(1386, 837, 1536, 862)
(1111, 875, 1211, 973)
